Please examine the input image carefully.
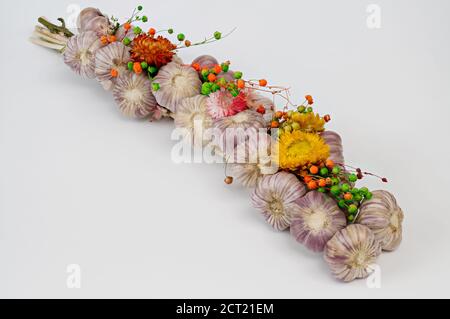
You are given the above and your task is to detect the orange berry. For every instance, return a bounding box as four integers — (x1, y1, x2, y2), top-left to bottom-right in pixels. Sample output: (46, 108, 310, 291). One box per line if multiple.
(208, 73, 217, 82)
(324, 114, 331, 123)
(256, 106, 266, 115)
(308, 181, 318, 190)
(326, 159, 335, 169)
(344, 193, 353, 201)
(275, 111, 283, 118)
(318, 179, 327, 187)
(237, 79, 245, 89)
(192, 63, 201, 71)
(271, 121, 279, 129)
(185, 40, 191, 47)
(148, 28, 156, 36)
(305, 95, 314, 105)
(124, 23, 132, 31)
(309, 165, 319, 175)
(304, 176, 313, 183)
(110, 69, 119, 78)
(133, 62, 142, 74)
(259, 79, 268, 87)
(108, 35, 117, 43)
(214, 65, 222, 74)
(100, 36, 108, 45)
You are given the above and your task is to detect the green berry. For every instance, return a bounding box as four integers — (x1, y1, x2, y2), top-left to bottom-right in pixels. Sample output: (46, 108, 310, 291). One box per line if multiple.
(348, 205, 358, 215)
(338, 200, 347, 209)
(168, 29, 174, 34)
(331, 185, 341, 196)
(142, 16, 148, 23)
(177, 33, 185, 41)
(354, 194, 363, 202)
(211, 83, 220, 92)
(365, 192, 373, 200)
(348, 215, 354, 222)
(201, 83, 212, 95)
(140, 62, 148, 70)
(214, 31, 222, 40)
(123, 37, 131, 46)
(351, 188, 359, 195)
(331, 177, 340, 185)
(137, 5, 143, 11)
(133, 26, 142, 35)
(201, 69, 209, 77)
(360, 187, 369, 196)
(320, 167, 329, 176)
(233, 71, 243, 79)
(217, 77, 227, 87)
(230, 89, 239, 97)
(297, 106, 306, 113)
(152, 82, 160, 91)
(332, 166, 341, 175)
(341, 183, 350, 192)
(307, 107, 313, 113)
(127, 61, 134, 71)
(148, 66, 158, 75)
(318, 187, 326, 193)
(221, 63, 229, 73)
(348, 174, 358, 183)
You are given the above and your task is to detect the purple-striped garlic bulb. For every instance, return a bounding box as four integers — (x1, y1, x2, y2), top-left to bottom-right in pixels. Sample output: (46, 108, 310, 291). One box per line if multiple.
(112, 71, 159, 119)
(324, 224, 382, 282)
(80, 15, 111, 37)
(192, 55, 218, 69)
(95, 42, 131, 90)
(251, 172, 307, 231)
(174, 95, 212, 144)
(153, 61, 202, 113)
(291, 191, 347, 253)
(356, 190, 404, 251)
(77, 8, 104, 31)
(64, 31, 102, 79)
(229, 134, 276, 188)
(321, 131, 344, 165)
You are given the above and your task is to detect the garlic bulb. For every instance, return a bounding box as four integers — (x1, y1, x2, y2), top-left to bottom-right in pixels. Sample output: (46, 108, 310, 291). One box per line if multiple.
(324, 224, 382, 282)
(153, 61, 202, 113)
(291, 191, 347, 253)
(230, 134, 276, 188)
(112, 71, 159, 119)
(192, 55, 218, 69)
(95, 42, 131, 90)
(213, 110, 266, 132)
(251, 172, 307, 231)
(174, 95, 212, 143)
(77, 7, 104, 31)
(321, 131, 344, 164)
(357, 190, 404, 251)
(64, 31, 102, 78)
(81, 15, 111, 37)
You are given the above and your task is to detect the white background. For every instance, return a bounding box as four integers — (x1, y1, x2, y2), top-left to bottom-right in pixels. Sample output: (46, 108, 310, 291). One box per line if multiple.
(1, 0, 450, 298)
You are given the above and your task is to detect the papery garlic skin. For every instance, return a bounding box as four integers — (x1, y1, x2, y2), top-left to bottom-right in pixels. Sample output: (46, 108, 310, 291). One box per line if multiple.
(324, 224, 382, 282)
(230, 134, 276, 188)
(321, 131, 345, 165)
(81, 15, 111, 37)
(95, 42, 130, 90)
(174, 95, 212, 144)
(291, 191, 347, 253)
(251, 172, 307, 231)
(192, 55, 218, 69)
(77, 7, 104, 31)
(357, 190, 404, 251)
(153, 61, 202, 113)
(64, 31, 102, 79)
(112, 71, 159, 119)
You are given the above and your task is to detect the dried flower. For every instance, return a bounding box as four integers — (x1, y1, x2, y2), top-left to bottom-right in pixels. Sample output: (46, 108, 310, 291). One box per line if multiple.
(251, 172, 307, 231)
(131, 35, 177, 68)
(206, 89, 250, 119)
(64, 31, 102, 78)
(291, 191, 347, 252)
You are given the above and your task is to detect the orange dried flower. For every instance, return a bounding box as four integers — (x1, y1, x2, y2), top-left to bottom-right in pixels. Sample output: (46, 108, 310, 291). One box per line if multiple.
(131, 34, 177, 68)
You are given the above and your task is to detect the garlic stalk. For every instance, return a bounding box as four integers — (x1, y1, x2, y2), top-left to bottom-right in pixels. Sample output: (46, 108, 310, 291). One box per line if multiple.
(29, 17, 72, 53)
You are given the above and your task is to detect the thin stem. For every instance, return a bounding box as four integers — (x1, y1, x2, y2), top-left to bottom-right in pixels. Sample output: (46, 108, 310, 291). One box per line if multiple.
(176, 27, 237, 49)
